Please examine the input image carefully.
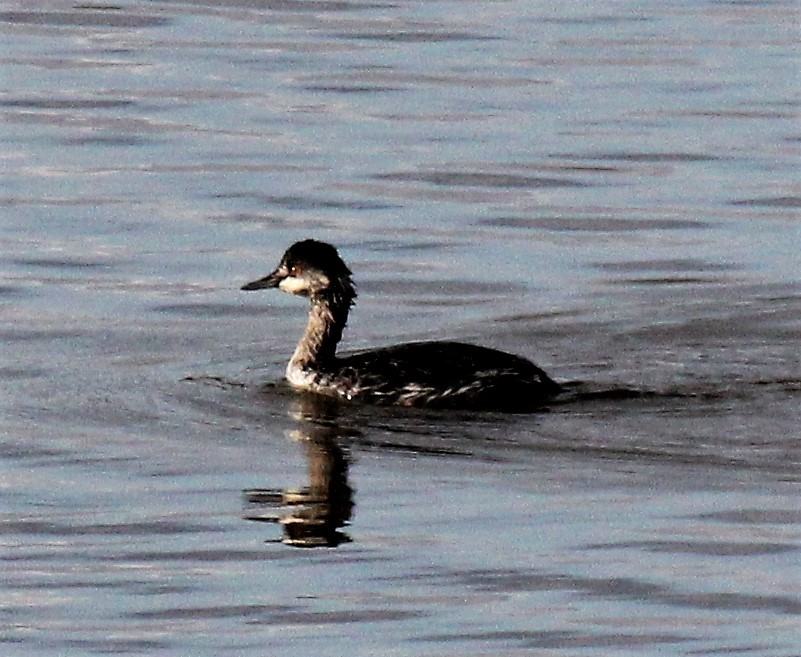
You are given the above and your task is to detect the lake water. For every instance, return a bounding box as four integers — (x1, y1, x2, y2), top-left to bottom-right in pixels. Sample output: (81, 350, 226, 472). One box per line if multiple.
(2, 1, 800, 655)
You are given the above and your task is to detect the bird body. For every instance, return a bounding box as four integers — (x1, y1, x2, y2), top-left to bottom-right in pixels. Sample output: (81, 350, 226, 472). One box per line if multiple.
(242, 240, 560, 410)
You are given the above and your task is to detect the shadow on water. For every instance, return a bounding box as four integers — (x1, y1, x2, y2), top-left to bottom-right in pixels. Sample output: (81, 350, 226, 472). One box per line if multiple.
(243, 393, 355, 548)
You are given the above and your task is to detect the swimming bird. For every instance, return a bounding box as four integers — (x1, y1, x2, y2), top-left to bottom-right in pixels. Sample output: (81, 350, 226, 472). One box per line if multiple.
(242, 239, 561, 410)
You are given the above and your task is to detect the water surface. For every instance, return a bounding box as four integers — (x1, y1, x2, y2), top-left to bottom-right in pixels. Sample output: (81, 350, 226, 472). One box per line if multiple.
(2, 1, 799, 655)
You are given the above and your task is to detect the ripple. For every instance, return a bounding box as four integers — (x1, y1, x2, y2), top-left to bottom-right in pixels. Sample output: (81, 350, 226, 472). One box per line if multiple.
(418, 629, 688, 649)
(595, 259, 739, 274)
(0, 10, 169, 28)
(153, 303, 271, 317)
(214, 192, 397, 211)
(694, 509, 801, 525)
(556, 151, 720, 163)
(731, 196, 801, 208)
(14, 257, 118, 269)
(0, 97, 136, 109)
(1, 520, 220, 536)
(427, 568, 801, 614)
(480, 215, 704, 231)
(588, 540, 798, 556)
(375, 170, 588, 188)
(244, 608, 425, 625)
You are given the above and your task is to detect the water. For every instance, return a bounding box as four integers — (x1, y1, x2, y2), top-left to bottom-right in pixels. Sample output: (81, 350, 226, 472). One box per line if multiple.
(2, 0, 800, 655)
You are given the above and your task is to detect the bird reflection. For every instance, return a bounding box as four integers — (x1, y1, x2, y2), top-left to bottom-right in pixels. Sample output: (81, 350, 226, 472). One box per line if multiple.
(244, 393, 354, 548)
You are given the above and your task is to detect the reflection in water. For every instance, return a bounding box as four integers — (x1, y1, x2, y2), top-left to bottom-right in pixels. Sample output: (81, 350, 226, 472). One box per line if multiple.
(244, 394, 354, 548)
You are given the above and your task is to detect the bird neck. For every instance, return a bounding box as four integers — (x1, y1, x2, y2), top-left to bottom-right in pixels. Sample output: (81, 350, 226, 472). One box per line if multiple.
(290, 280, 355, 370)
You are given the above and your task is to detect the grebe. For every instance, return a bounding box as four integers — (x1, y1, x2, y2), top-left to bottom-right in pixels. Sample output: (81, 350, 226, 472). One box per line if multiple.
(241, 239, 561, 410)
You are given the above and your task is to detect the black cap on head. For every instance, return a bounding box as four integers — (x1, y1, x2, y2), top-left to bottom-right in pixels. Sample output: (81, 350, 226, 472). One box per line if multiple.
(280, 240, 351, 278)
(241, 239, 352, 292)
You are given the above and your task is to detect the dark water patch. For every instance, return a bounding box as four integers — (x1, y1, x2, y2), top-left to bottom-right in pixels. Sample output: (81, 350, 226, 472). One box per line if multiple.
(214, 192, 396, 211)
(2, 109, 188, 135)
(128, 546, 386, 566)
(210, 211, 301, 228)
(559, 375, 801, 409)
(0, 328, 89, 341)
(694, 509, 801, 525)
(0, 98, 135, 110)
(14, 257, 117, 269)
(301, 84, 401, 93)
(130, 603, 299, 621)
(555, 385, 700, 403)
(681, 108, 797, 120)
(665, 590, 801, 615)
(245, 608, 426, 625)
(0, 196, 129, 206)
(0, 284, 28, 296)
(431, 568, 801, 614)
(607, 276, 726, 286)
(543, 14, 651, 25)
(337, 31, 499, 43)
(73, 4, 126, 10)
(10, 577, 166, 591)
(596, 259, 739, 273)
(555, 151, 719, 163)
(628, 315, 801, 342)
(145, 162, 319, 172)
(0, 366, 46, 380)
(242, 488, 284, 504)
(124, 548, 292, 563)
(360, 278, 526, 297)
(59, 134, 156, 147)
(374, 171, 588, 189)
(182, 375, 248, 388)
(545, 163, 624, 173)
(418, 629, 688, 649)
(153, 302, 271, 318)
(361, 239, 461, 252)
(154, 0, 387, 12)
(266, 194, 396, 211)
(0, 10, 170, 28)
(61, 638, 172, 653)
(480, 215, 704, 231)
(316, 71, 552, 90)
(489, 307, 589, 331)
(589, 540, 798, 556)
(0, 441, 63, 460)
(594, 258, 743, 287)
(1, 520, 220, 537)
(731, 196, 801, 208)
(348, 434, 471, 458)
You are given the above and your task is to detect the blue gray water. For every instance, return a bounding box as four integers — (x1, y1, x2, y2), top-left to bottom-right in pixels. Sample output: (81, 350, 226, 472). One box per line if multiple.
(2, 1, 800, 655)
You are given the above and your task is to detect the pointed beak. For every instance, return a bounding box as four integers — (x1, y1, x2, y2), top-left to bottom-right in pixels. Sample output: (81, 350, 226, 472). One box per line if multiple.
(241, 269, 283, 291)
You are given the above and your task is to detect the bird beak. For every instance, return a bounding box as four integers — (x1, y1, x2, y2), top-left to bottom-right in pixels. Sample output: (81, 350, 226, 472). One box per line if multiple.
(241, 268, 283, 291)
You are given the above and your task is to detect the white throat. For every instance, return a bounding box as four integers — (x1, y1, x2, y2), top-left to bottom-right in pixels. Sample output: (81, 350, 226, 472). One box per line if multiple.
(278, 275, 311, 294)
